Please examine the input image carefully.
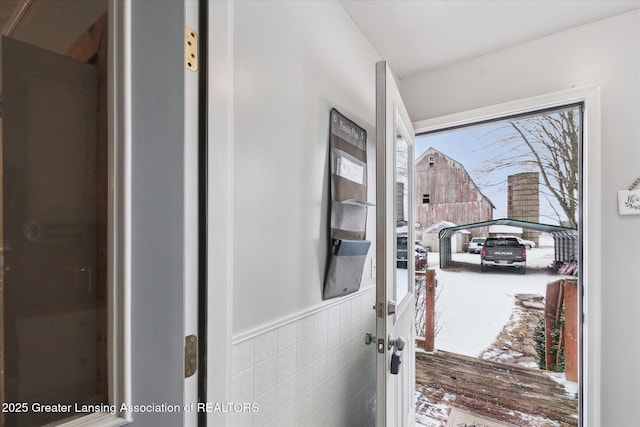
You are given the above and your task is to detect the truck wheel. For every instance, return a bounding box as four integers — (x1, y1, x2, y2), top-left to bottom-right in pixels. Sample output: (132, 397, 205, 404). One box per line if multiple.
(520, 266, 526, 275)
(480, 263, 487, 272)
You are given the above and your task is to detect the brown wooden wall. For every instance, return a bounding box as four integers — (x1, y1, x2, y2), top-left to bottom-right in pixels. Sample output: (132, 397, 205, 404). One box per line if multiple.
(416, 149, 493, 238)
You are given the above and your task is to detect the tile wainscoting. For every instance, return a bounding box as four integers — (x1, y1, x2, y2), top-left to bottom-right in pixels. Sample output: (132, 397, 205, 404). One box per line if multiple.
(231, 287, 377, 427)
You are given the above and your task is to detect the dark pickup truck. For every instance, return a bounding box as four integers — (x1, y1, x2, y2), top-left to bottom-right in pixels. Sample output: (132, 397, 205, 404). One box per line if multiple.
(480, 237, 527, 274)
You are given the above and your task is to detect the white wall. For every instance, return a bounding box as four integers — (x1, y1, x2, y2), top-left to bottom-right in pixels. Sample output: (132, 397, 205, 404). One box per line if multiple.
(230, 0, 380, 336)
(400, 10, 640, 426)
(209, 2, 381, 426)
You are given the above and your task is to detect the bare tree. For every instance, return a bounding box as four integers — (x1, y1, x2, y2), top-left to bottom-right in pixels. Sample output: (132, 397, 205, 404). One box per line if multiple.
(477, 108, 580, 227)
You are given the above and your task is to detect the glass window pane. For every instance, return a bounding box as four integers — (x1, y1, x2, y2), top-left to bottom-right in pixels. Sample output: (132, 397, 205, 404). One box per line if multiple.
(1, 3, 108, 425)
(395, 127, 410, 302)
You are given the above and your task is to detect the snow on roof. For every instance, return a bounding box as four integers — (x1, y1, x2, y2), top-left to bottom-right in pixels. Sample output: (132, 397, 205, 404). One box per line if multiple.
(423, 220, 470, 234)
(439, 218, 576, 239)
(488, 225, 523, 234)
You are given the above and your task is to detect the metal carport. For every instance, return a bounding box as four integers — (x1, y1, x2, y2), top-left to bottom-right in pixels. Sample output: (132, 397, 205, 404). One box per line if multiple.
(438, 218, 577, 268)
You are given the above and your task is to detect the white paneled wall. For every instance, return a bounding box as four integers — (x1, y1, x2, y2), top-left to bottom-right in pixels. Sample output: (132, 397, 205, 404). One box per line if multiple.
(231, 288, 376, 427)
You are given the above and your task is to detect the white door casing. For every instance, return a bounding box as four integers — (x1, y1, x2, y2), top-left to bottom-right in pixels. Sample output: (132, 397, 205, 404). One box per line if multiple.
(205, 1, 234, 424)
(184, 1, 200, 425)
(412, 85, 602, 426)
(125, 0, 195, 425)
(376, 60, 416, 427)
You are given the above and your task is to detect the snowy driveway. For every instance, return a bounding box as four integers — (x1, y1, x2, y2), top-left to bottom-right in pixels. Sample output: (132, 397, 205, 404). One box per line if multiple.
(426, 246, 557, 357)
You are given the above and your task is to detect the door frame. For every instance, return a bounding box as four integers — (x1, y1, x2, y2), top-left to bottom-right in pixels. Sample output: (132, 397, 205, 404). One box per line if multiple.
(412, 84, 602, 426)
(205, 1, 234, 426)
(376, 60, 417, 427)
(2, 0, 202, 425)
(108, 0, 132, 423)
(102, 0, 198, 425)
(110, 0, 201, 424)
(183, 1, 201, 425)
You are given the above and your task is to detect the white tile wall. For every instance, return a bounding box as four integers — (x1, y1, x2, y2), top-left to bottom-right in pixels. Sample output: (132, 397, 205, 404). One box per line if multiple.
(230, 288, 376, 427)
(254, 329, 278, 363)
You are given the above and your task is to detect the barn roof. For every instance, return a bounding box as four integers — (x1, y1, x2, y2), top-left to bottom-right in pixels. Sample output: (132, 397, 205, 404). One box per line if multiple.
(416, 147, 496, 210)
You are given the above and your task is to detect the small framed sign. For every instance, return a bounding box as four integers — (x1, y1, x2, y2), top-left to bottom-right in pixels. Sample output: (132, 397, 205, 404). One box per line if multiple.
(618, 188, 640, 215)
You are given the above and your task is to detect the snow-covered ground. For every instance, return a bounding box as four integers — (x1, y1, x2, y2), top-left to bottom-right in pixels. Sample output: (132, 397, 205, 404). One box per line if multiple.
(415, 237, 579, 426)
(426, 240, 556, 357)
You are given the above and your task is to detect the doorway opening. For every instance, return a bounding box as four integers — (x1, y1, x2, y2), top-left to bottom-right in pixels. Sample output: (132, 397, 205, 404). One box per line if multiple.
(412, 104, 583, 426)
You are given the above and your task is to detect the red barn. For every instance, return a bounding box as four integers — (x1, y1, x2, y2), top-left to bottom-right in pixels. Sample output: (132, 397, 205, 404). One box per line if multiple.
(415, 148, 494, 246)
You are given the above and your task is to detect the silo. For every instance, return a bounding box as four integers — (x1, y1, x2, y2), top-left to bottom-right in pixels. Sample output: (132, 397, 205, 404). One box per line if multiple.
(507, 172, 540, 245)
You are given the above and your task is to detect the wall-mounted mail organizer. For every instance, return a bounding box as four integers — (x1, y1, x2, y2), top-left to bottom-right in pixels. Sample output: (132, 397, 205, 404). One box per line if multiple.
(323, 109, 374, 300)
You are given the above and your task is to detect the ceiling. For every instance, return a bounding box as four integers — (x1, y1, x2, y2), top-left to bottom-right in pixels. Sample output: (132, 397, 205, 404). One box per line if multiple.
(1, 0, 639, 82)
(339, 0, 640, 79)
(1, 0, 107, 54)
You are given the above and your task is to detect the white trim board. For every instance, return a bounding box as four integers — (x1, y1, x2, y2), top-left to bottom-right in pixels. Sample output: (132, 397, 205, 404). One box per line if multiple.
(52, 1, 133, 426)
(106, 0, 132, 424)
(412, 85, 602, 427)
(207, 1, 235, 422)
(233, 286, 375, 345)
(413, 85, 599, 134)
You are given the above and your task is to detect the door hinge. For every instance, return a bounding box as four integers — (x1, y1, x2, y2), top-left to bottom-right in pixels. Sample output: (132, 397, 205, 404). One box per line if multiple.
(185, 335, 198, 378)
(185, 26, 198, 72)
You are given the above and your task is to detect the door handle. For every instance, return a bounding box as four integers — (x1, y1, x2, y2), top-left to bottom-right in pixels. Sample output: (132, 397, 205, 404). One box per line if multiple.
(387, 334, 406, 351)
(388, 335, 406, 375)
(388, 299, 397, 316)
(364, 332, 376, 345)
(390, 351, 401, 375)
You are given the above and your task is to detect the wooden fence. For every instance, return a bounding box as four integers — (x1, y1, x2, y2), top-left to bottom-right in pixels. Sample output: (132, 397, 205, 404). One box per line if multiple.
(545, 278, 578, 381)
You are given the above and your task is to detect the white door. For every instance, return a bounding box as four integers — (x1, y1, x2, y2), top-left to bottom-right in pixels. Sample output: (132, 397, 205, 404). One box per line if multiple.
(375, 61, 416, 427)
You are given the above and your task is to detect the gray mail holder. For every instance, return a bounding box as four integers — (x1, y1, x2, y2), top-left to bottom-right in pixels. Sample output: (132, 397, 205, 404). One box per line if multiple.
(331, 202, 367, 240)
(323, 239, 371, 300)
